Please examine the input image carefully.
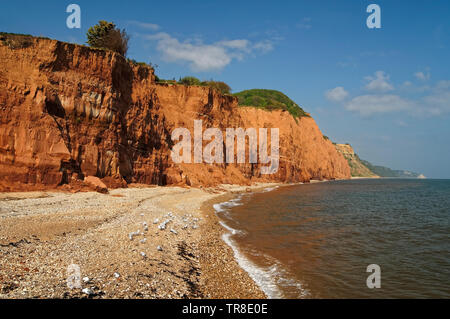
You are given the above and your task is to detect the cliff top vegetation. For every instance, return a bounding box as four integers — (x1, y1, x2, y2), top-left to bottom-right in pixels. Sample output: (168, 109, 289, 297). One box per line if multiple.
(233, 89, 309, 118)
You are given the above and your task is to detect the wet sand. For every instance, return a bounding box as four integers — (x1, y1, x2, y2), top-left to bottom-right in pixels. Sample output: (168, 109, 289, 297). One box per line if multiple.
(0, 184, 277, 298)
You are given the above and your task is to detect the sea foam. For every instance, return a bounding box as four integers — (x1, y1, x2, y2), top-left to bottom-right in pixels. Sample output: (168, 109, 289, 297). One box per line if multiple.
(213, 194, 308, 299)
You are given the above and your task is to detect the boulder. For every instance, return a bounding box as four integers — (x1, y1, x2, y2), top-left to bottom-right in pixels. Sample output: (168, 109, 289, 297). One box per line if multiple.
(84, 176, 108, 194)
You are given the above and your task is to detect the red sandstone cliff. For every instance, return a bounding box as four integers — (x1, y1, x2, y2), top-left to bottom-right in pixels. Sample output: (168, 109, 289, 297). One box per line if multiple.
(0, 35, 350, 191)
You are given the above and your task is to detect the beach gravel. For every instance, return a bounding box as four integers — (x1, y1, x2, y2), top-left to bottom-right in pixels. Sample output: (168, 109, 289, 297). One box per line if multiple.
(0, 185, 275, 299)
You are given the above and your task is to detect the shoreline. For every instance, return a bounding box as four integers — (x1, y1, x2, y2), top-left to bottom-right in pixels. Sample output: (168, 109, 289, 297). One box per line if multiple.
(198, 192, 266, 298)
(204, 184, 309, 299)
(198, 183, 289, 299)
(0, 183, 279, 298)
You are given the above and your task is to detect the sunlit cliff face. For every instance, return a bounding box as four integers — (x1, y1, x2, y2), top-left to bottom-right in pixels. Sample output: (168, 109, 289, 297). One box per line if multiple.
(0, 35, 350, 191)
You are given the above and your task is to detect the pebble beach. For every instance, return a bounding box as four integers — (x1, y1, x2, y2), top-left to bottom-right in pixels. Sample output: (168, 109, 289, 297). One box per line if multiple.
(0, 184, 277, 299)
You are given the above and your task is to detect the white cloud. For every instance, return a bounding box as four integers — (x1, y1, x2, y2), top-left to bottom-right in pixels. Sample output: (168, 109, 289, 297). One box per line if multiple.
(345, 79, 450, 117)
(402, 80, 450, 116)
(402, 81, 413, 88)
(435, 80, 450, 90)
(345, 94, 412, 116)
(325, 86, 349, 102)
(128, 21, 160, 31)
(339, 70, 450, 118)
(421, 81, 450, 115)
(145, 32, 273, 71)
(414, 71, 431, 81)
(400, 81, 431, 93)
(217, 40, 250, 50)
(252, 40, 274, 53)
(364, 71, 394, 92)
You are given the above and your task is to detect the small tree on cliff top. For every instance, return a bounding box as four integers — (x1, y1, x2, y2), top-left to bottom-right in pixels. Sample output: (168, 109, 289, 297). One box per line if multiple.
(204, 81, 232, 95)
(86, 20, 129, 56)
(178, 76, 202, 86)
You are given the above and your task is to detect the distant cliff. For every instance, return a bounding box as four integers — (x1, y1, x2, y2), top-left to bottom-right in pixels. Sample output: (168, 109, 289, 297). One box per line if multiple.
(335, 144, 378, 178)
(335, 143, 424, 179)
(0, 33, 350, 191)
(360, 160, 424, 178)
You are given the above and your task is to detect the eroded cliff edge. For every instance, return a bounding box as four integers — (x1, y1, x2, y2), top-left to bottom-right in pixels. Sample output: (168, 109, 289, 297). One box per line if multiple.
(335, 143, 379, 178)
(0, 35, 350, 191)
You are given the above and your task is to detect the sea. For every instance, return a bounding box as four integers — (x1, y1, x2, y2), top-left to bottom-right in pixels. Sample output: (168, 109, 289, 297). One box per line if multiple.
(213, 179, 450, 298)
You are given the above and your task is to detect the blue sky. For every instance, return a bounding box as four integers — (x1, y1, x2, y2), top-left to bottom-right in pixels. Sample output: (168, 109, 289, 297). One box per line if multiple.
(1, 0, 449, 178)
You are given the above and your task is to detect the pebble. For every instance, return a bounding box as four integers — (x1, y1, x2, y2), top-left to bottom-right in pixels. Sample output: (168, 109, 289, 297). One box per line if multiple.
(140, 238, 147, 244)
(113, 272, 120, 278)
(140, 252, 146, 258)
(170, 229, 177, 235)
(153, 218, 160, 224)
(82, 288, 93, 295)
(157, 246, 163, 251)
(128, 230, 140, 240)
(158, 219, 170, 230)
(82, 277, 90, 283)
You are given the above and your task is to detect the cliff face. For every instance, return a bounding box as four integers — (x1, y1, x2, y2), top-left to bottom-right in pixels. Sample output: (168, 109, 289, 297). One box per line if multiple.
(335, 144, 378, 178)
(0, 35, 350, 191)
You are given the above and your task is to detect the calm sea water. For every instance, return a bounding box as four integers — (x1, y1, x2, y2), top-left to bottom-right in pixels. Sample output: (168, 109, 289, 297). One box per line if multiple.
(214, 179, 450, 298)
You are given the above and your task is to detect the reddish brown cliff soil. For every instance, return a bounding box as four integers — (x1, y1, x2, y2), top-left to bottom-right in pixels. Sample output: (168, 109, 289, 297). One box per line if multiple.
(0, 35, 350, 192)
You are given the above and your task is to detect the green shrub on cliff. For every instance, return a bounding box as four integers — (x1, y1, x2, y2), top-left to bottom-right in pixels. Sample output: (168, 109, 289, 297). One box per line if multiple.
(86, 20, 129, 56)
(157, 78, 177, 84)
(178, 76, 202, 86)
(233, 89, 309, 118)
(202, 81, 231, 94)
(176, 77, 232, 94)
(0, 32, 46, 49)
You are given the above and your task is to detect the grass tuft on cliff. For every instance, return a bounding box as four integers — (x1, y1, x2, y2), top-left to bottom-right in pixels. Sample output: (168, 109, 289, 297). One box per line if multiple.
(233, 89, 309, 118)
(0, 32, 50, 49)
(176, 76, 232, 95)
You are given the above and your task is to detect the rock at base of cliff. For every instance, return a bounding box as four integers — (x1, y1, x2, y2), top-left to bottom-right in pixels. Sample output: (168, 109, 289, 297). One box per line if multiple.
(101, 176, 128, 189)
(84, 176, 109, 194)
